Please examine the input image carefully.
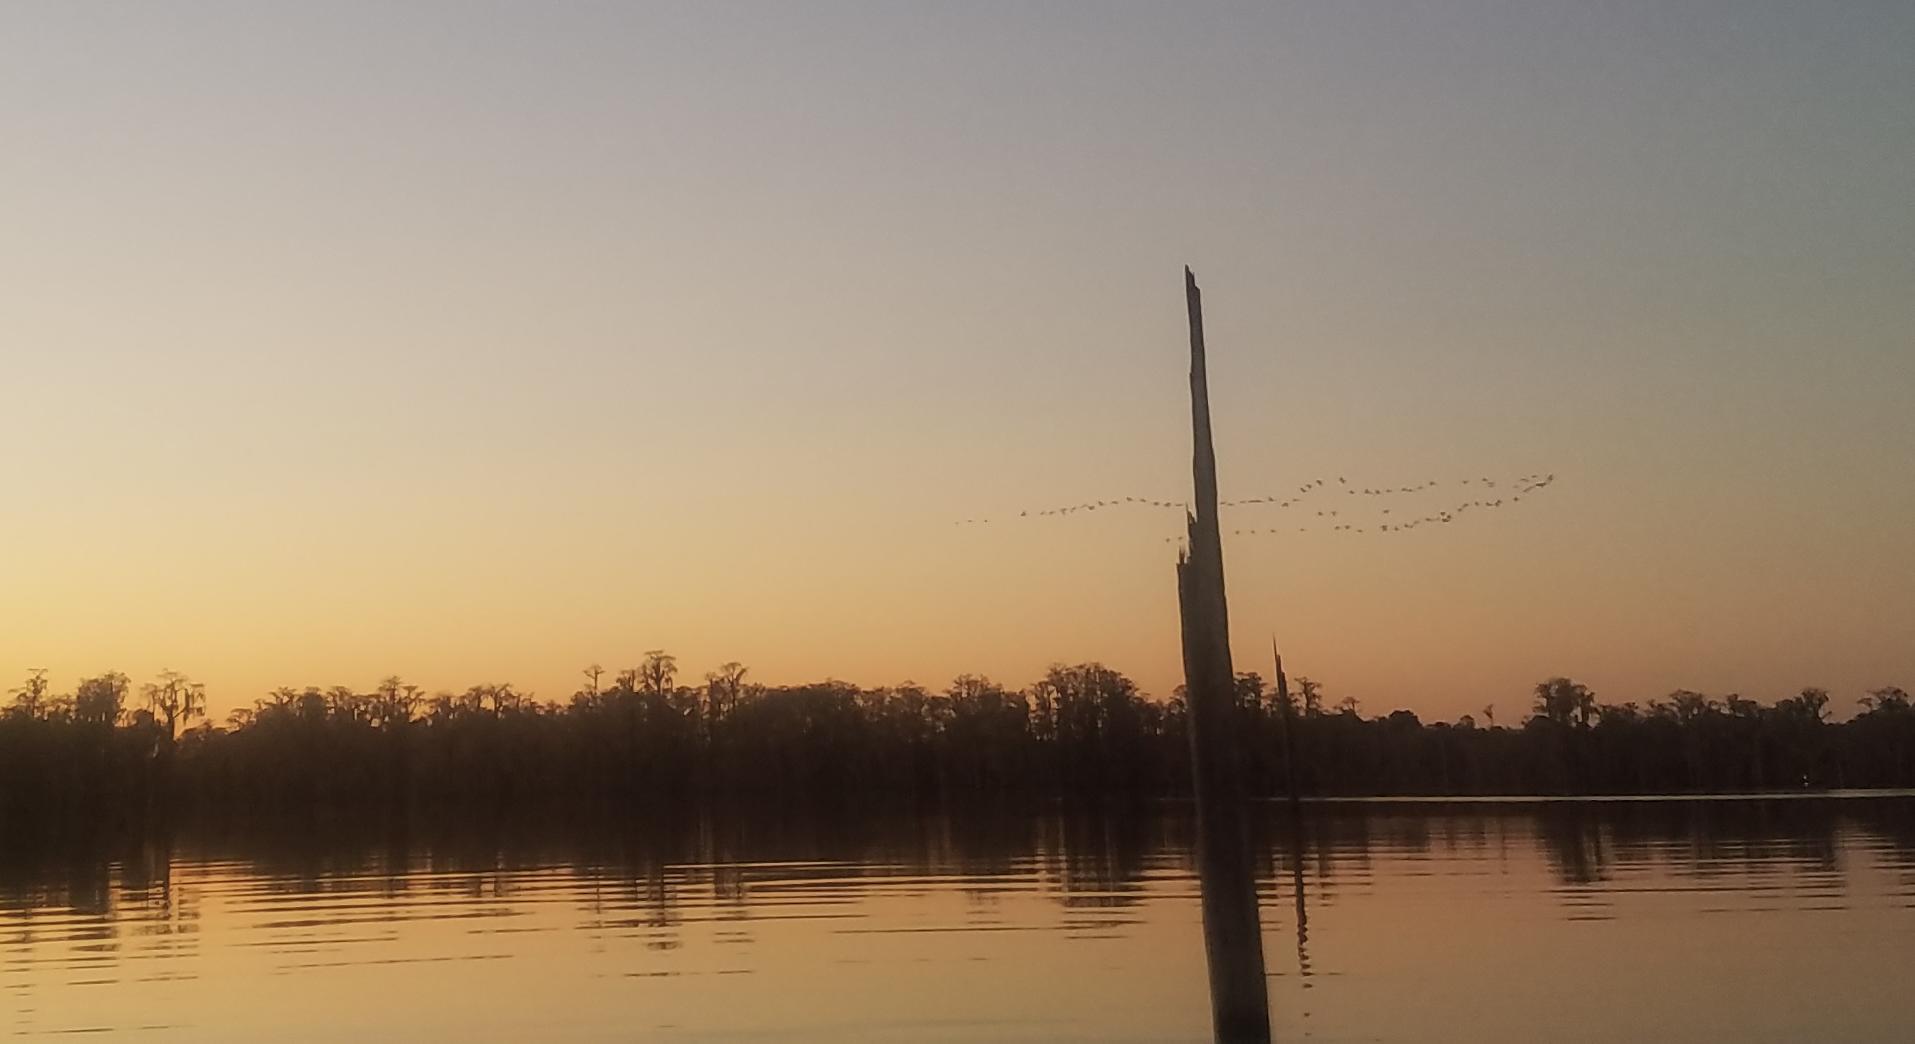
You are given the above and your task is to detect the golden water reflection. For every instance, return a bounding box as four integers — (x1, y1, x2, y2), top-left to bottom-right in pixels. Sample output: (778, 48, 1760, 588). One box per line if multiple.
(4, 797, 1913, 1042)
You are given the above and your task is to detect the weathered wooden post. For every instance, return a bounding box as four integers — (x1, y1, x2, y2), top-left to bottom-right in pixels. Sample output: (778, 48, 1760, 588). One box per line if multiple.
(1176, 267, 1271, 1043)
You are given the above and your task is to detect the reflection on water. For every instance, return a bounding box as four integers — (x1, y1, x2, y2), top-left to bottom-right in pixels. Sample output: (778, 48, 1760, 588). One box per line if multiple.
(4, 796, 1914, 1042)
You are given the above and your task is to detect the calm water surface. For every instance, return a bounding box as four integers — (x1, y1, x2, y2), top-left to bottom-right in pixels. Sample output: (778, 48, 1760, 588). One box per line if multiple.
(5, 796, 1913, 1041)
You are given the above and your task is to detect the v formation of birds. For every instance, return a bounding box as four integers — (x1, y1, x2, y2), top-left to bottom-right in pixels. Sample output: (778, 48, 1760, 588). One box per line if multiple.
(953, 473, 1558, 542)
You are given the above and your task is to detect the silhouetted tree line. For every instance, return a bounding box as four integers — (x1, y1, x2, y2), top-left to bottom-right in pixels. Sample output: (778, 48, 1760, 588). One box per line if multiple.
(3, 659, 1912, 820)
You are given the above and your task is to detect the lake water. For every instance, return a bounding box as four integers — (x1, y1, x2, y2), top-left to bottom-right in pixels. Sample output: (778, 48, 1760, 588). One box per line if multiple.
(5, 795, 1913, 1042)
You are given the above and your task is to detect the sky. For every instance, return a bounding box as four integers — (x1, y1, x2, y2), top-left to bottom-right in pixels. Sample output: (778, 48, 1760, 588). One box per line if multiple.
(3, 1, 1912, 722)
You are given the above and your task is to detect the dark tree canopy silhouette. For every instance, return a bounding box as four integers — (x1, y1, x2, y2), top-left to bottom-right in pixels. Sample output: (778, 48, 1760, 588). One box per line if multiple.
(3, 662, 1912, 825)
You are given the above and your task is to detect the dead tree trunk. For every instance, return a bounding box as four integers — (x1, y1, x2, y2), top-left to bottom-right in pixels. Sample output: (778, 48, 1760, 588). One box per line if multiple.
(1176, 267, 1271, 1043)
(1274, 641, 1301, 812)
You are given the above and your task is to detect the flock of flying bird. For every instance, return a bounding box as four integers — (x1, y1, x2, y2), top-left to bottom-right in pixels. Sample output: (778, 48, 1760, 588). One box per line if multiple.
(952, 472, 1558, 541)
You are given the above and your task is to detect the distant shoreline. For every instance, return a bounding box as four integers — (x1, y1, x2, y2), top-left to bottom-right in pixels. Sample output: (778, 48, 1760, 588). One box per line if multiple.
(6, 664, 1913, 817)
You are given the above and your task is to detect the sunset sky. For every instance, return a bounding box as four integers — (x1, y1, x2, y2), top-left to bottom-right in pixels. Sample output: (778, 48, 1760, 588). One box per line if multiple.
(4, 2, 1911, 721)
